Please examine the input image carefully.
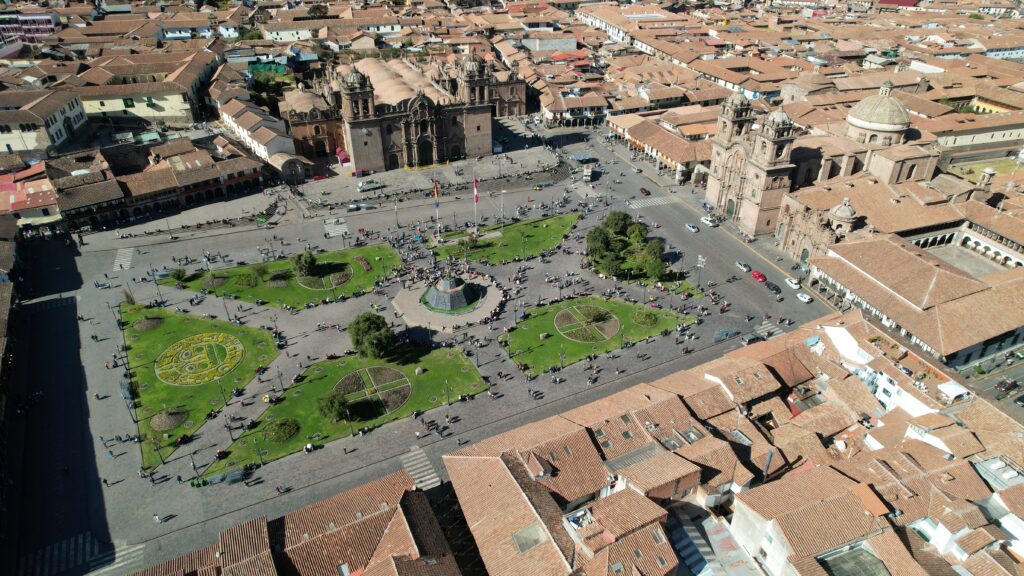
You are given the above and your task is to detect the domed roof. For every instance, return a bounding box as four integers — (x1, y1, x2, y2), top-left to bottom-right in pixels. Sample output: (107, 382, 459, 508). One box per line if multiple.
(765, 109, 790, 126)
(830, 197, 857, 221)
(847, 84, 910, 131)
(463, 54, 483, 75)
(344, 70, 366, 87)
(725, 92, 749, 108)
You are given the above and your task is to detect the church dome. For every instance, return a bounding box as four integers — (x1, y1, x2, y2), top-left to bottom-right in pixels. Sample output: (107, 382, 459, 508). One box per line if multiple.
(847, 82, 910, 132)
(765, 109, 790, 126)
(830, 197, 857, 222)
(344, 70, 366, 87)
(725, 92, 749, 108)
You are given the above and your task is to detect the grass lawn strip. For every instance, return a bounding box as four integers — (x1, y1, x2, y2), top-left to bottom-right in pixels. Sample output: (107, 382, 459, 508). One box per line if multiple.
(503, 296, 693, 376)
(166, 244, 400, 308)
(204, 347, 485, 476)
(120, 305, 278, 469)
(434, 214, 579, 263)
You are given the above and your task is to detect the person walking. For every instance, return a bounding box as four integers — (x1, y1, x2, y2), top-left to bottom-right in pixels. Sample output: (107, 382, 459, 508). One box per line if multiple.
(153, 514, 161, 524)
(107, 449, 114, 458)
(102, 478, 109, 487)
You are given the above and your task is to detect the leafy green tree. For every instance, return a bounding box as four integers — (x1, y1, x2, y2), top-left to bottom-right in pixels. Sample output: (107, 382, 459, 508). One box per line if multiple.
(293, 251, 317, 277)
(598, 251, 625, 276)
(252, 263, 268, 281)
(644, 239, 665, 259)
(307, 3, 328, 18)
(317, 390, 348, 422)
(586, 226, 612, 258)
(627, 223, 648, 244)
(349, 312, 396, 358)
(240, 29, 263, 41)
(169, 268, 187, 282)
(603, 211, 632, 236)
(643, 255, 666, 280)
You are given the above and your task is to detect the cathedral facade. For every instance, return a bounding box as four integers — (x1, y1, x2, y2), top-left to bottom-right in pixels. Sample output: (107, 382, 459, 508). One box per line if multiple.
(284, 56, 517, 174)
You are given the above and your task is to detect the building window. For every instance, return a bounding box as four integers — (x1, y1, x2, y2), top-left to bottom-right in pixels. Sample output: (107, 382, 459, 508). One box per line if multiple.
(652, 528, 665, 544)
(476, 125, 481, 131)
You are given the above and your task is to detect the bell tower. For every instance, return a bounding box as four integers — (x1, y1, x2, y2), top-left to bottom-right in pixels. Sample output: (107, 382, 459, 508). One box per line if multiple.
(341, 70, 375, 120)
(457, 55, 491, 105)
(754, 110, 795, 167)
(716, 92, 753, 144)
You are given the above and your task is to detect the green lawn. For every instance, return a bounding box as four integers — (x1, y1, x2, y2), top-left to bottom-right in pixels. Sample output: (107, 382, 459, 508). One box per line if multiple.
(164, 244, 401, 308)
(204, 346, 486, 476)
(434, 214, 579, 263)
(949, 158, 1022, 183)
(500, 296, 693, 375)
(120, 304, 279, 469)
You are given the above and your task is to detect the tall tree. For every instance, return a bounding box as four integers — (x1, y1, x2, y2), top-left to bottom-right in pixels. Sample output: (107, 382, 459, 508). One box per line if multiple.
(307, 3, 328, 18)
(348, 312, 396, 359)
(293, 251, 317, 277)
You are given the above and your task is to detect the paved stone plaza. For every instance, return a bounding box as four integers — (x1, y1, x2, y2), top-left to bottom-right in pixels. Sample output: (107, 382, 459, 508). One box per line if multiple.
(12, 124, 830, 576)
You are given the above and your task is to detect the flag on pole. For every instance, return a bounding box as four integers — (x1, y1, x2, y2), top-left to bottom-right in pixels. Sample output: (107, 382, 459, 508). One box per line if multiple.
(433, 179, 439, 208)
(473, 176, 479, 204)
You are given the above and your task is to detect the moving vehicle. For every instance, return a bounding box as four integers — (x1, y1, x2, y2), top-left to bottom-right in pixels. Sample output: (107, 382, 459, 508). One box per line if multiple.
(685, 224, 699, 233)
(765, 282, 781, 294)
(1015, 394, 1024, 407)
(700, 216, 717, 227)
(796, 292, 813, 303)
(996, 379, 1019, 393)
(751, 270, 767, 282)
(742, 334, 765, 346)
(358, 180, 384, 192)
(640, 187, 651, 196)
(583, 165, 594, 182)
(714, 328, 741, 342)
(785, 278, 800, 290)
(735, 261, 752, 273)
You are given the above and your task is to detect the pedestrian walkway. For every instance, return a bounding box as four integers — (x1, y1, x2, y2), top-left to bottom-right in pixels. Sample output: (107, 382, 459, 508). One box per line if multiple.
(17, 531, 105, 576)
(324, 217, 348, 238)
(85, 542, 146, 576)
(627, 197, 677, 210)
(752, 320, 775, 340)
(400, 445, 441, 490)
(112, 248, 133, 271)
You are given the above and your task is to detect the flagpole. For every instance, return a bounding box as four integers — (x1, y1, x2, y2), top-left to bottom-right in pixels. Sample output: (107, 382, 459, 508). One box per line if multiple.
(434, 178, 441, 241)
(473, 176, 478, 228)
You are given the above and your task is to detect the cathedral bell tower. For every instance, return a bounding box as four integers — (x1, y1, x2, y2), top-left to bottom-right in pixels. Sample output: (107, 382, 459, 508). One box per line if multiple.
(717, 92, 754, 144)
(341, 70, 375, 120)
(457, 54, 491, 105)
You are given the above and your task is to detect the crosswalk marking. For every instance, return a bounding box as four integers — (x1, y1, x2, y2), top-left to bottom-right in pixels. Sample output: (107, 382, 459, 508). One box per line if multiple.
(753, 321, 776, 339)
(85, 542, 146, 576)
(626, 196, 677, 210)
(112, 248, 133, 271)
(18, 531, 117, 576)
(400, 445, 441, 490)
(324, 218, 348, 238)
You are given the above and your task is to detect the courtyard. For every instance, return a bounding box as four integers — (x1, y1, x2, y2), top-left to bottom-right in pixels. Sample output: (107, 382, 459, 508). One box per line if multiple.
(501, 296, 693, 375)
(166, 244, 401, 308)
(203, 346, 486, 476)
(433, 213, 579, 263)
(119, 305, 279, 469)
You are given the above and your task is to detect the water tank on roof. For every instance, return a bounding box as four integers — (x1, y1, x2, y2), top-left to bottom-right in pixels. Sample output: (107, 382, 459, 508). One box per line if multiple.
(71, 169, 89, 176)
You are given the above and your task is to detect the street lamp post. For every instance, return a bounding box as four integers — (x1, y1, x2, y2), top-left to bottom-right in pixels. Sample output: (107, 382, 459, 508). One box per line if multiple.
(475, 340, 480, 367)
(445, 379, 451, 406)
(189, 450, 198, 479)
(254, 438, 264, 466)
(151, 269, 164, 304)
(224, 413, 234, 441)
(217, 378, 227, 405)
(346, 408, 355, 437)
(276, 368, 284, 393)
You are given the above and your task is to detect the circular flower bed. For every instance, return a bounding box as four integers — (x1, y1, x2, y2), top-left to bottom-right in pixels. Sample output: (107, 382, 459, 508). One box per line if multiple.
(263, 418, 300, 443)
(155, 332, 245, 386)
(150, 409, 187, 432)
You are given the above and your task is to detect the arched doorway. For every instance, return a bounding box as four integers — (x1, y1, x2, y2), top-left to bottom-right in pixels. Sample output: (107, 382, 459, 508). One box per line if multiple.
(314, 141, 328, 157)
(450, 145, 461, 160)
(800, 248, 809, 263)
(417, 139, 433, 167)
(726, 199, 736, 217)
(386, 153, 400, 170)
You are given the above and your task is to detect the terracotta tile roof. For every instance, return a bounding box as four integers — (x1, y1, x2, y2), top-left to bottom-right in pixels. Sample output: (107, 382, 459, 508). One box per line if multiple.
(560, 385, 676, 427)
(588, 488, 665, 540)
(675, 437, 742, 488)
(996, 484, 1024, 517)
(737, 466, 855, 520)
(219, 517, 270, 568)
(701, 357, 784, 405)
(444, 454, 570, 576)
(523, 429, 609, 505)
(682, 384, 735, 420)
(614, 449, 699, 494)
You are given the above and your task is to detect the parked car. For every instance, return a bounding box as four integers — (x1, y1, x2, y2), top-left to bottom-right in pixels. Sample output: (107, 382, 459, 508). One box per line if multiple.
(796, 292, 813, 303)
(751, 270, 767, 282)
(765, 282, 781, 294)
(700, 216, 718, 227)
(785, 278, 800, 290)
(685, 224, 699, 233)
(1015, 394, 1024, 407)
(640, 187, 651, 196)
(735, 261, 752, 273)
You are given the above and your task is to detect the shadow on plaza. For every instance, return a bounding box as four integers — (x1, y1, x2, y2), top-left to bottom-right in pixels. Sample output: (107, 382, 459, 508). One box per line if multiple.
(21, 236, 83, 298)
(12, 241, 115, 575)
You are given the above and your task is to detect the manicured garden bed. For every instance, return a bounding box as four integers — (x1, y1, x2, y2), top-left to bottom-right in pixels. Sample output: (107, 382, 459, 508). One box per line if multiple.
(434, 214, 579, 263)
(499, 296, 692, 375)
(120, 304, 279, 469)
(203, 346, 486, 476)
(165, 244, 400, 308)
